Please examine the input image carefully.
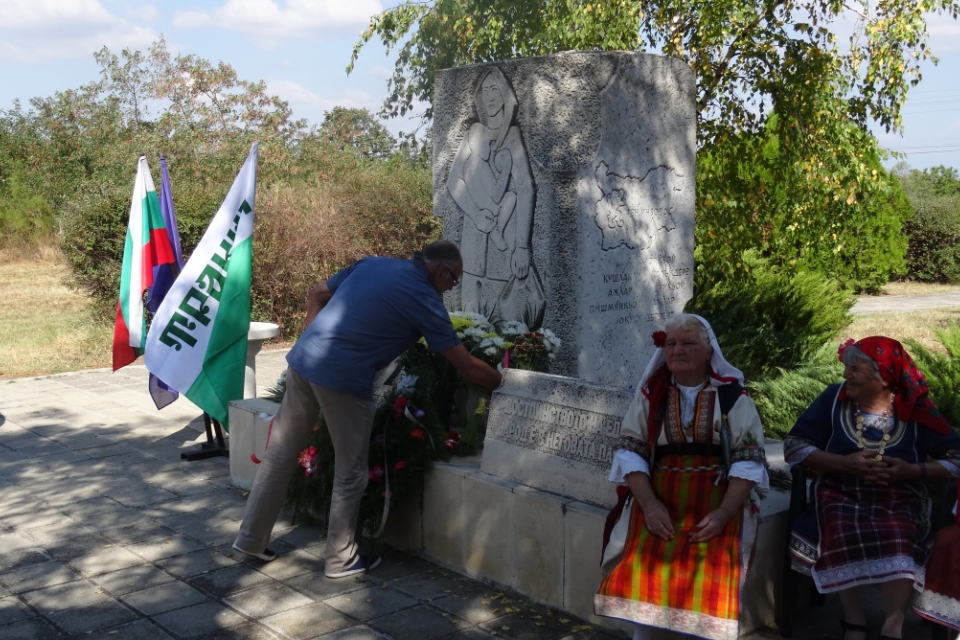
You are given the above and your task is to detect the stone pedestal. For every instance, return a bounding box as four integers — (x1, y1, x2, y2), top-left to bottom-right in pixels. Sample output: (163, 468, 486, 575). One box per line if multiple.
(245, 322, 279, 398)
(228, 398, 278, 490)
(383, 448, 791, 636)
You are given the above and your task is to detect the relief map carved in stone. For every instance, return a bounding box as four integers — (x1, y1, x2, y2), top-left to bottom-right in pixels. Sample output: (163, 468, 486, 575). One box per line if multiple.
(593, 161, 681, 251)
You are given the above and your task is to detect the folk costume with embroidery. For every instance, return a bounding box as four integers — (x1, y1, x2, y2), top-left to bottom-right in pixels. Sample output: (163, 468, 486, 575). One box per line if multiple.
(595, 316, 768, 640)
(784, 337, 960, 594)
(913, 481, 960, 632)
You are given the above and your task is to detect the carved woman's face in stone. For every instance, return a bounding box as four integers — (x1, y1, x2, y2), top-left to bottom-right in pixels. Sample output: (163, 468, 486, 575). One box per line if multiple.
(480, 75, 505, 118)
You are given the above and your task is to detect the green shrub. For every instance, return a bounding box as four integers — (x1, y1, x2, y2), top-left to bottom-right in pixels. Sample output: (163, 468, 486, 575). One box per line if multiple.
(749, 342, 843, 439)
(0, 167, 56, 248)
(686, 253, 853, 383)
(903, 196, 960, 283)
(59, 173, 224, 318)
(905, 324, 960, 429)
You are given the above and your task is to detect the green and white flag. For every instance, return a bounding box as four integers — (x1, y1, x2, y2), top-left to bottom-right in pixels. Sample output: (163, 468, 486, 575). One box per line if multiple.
(145, 142, 258, 427)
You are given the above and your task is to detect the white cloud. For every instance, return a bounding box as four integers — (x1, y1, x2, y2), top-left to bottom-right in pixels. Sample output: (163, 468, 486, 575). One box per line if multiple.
(127, 4, 161, 24)
(927, 14, 960, 53)
(267, 79, 381, 123)
(0, 0, 158, 63)
(172, 0, 383, 49)
(368, 65, 392, 79)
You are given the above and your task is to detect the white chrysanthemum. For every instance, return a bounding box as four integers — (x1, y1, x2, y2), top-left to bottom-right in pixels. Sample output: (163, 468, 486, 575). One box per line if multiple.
(463, 327, 487, 341)
(484, 346, 498, 356)
(479, 336, 504, 349)
(501, 320, 529, 336)
(395, 373, 419, 397)
(541, 328, 562, 351)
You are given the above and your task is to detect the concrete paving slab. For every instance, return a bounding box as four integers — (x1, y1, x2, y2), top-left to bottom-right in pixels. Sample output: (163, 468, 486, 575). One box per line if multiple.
(260, 602, 357, 639)
(121, 580, 211, 615)
(324, 585, 419, 621)
(69, 545, 148, 577)
(222, 582, 314, 618)
(152, 600, 247, 638)
(0, 615, 66, 639)
(190, 620, 283, 640)
(187, 565, 276, 598)
(93, 564, 177, 596)
(46, 598, 140, 635)
(387, 568, 484, 601)
(319, 625, 390, 640)
(368, 604, 470, 639)
(0, 560, 81, 594)
(0, 594, 36, 626)
(154, 549, 240, 580)
(101, 618, 177, 639)
(430, 587, 512, 625)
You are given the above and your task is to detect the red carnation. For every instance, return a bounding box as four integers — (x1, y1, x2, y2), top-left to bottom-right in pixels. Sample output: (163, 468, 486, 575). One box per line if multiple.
(652, 331, 667, 348)
(837, 338, 855, 361)
(392, 396, 408, 421)
(394, 460, 407, 471)
(410, 428, 426, 440)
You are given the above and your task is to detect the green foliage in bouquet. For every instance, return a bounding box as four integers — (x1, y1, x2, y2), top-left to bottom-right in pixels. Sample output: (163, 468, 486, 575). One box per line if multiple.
(279, 311, 560, 537)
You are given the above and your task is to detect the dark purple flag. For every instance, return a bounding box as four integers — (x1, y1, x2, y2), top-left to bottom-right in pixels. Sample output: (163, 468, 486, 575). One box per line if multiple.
(146, 157, 185, 409)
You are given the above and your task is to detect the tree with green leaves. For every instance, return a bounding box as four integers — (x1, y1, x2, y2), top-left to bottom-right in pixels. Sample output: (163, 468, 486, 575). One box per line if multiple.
(895, 163, 960, 282)
(350, 0, 956, 287)
(318, 106, 397, 160)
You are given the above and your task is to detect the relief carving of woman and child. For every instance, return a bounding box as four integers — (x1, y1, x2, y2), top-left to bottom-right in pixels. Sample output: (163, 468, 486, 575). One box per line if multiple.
(446, 66, 544, 330)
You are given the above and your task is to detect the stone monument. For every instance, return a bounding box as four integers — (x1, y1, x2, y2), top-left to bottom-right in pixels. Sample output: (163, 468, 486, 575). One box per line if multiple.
(434, 51, 696, 387)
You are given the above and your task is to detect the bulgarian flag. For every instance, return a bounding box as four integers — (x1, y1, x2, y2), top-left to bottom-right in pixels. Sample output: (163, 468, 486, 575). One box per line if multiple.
(113, 155, 175, 371)
(145, 142, 258, 428)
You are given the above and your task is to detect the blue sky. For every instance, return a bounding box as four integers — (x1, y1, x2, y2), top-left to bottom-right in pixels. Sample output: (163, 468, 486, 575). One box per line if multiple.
(0, 0, 958, 171)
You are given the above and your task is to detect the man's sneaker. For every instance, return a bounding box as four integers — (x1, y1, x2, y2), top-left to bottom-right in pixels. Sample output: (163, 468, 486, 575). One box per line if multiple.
(232, 544, 278, 562)
(325, 554, 381, 579)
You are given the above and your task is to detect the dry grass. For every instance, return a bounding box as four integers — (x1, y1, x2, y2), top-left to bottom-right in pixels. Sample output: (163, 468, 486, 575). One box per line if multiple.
(880, 281, 960, 296)
(0, 254, 113, 379)
(844, 308, 960, 354)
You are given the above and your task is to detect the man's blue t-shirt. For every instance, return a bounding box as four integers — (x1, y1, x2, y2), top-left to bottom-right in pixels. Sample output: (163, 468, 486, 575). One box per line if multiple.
(286, 257, 459, 399)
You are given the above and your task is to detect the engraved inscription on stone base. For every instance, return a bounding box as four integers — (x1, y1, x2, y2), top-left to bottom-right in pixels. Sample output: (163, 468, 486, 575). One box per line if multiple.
(481, 369, 634, 508)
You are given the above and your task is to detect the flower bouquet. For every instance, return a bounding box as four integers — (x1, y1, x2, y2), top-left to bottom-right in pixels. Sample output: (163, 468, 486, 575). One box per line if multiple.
(279, 311, 561, 537)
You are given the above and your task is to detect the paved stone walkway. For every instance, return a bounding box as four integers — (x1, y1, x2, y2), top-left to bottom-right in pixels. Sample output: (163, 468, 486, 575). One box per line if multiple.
(0, 351, 619, 640)
(851, 291, 960, 315)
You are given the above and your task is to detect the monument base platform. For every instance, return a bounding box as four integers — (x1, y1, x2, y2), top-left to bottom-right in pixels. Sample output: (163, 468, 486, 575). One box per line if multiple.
(383, 450, 790, 638)
(228, 399, 791, 637)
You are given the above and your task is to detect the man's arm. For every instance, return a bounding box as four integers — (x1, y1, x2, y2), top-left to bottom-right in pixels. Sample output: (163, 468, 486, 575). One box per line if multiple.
(440, 344, 502, 392)
(305, 283, 333, 328)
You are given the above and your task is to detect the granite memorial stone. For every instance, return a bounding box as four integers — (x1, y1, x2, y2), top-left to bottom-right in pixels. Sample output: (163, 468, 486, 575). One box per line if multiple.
(434, 51, 695, 386)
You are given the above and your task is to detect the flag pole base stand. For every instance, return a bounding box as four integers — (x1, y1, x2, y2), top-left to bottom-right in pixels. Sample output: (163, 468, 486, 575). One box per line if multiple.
(181, 413, 230, 461)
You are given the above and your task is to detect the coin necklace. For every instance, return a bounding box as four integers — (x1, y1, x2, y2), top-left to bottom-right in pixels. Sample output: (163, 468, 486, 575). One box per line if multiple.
(855, 396, 894, 461)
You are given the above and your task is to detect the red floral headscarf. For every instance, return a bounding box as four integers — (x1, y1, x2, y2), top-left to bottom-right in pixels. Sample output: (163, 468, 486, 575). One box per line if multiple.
(838, 336, 950, 434)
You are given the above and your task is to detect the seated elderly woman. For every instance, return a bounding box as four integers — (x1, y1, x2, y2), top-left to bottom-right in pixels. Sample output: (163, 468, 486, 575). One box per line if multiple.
(913, 479, 960, 638)
(595, 314, 769, 640)
(785, 336, 960, 640)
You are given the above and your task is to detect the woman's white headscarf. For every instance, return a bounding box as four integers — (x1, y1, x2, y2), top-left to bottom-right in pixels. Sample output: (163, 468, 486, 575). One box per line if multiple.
(635, 313, 744, 394)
